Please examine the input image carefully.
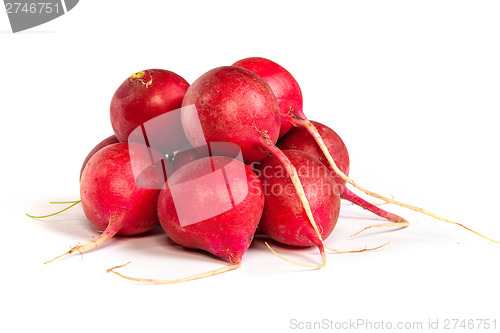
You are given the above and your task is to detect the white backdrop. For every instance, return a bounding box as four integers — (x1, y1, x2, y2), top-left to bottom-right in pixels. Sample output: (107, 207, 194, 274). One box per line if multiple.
(1, 1, 499, 332)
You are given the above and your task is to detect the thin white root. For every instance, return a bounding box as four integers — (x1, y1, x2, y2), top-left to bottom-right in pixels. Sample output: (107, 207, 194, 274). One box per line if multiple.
(365, 194, 395, 206)
(265, 144, 328, 266)
(303, 120, 499, 244)
(44, 241, 92, 264)
(44, 213, 125, 264)
(106, 261, 241, 284)
(325, 242, 390, 253)
(351, 221, 410, 238)
(265, 242, 326, 269)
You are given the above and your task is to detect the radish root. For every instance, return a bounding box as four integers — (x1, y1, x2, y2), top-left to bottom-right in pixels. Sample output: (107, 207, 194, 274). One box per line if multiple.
(264, 143, 328, 267)
(265, 242, 326, 269)
(44, 213, 125, 264)
(325, 241, 390, 253)
(365, 194, 395, 206)
(342, 188, 409, 230)
(298, 119, 499, 244)
(351, 222, 409, 238)
(106, 261, 241, 284)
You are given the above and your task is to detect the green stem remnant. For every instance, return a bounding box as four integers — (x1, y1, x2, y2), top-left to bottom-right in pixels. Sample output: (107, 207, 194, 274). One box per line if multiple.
(25, 200, 81, 219)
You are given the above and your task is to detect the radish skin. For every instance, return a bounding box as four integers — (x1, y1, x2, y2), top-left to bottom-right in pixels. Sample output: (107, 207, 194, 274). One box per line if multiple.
(79, 135, 119, 180)
(108, 156, 263, 283)
(181, 66, 328, 267)
(110, 69, 190, 155)
(278, 120, 408, 233)
(236, 57, 498, 243)
(47, 142, 166, 262)
(257, 150, 340, 268)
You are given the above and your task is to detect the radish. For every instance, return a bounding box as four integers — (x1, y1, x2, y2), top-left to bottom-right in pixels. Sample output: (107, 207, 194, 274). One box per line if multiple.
(232, 57, 302, 138)
(234, 57, 498, 243)
(278, 120, 408, 230)
(110, 69, 190, 155)
(47, 142, 168, 262)
(233, 57, 301, 138)
(180, 66, 329, 266)
(256, 150, 340, 267)
(79, 134, 119, 180)
(107, 155, 264, 283)
(231, 58, 380, 210)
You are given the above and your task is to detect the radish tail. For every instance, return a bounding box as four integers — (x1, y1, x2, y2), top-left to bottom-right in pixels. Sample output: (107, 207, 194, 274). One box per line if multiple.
(264, 143, 327, 268)
(44, 212, 126, 264)
(296, 118, 499, 244)
(325, 242, 390, 254)
(342, 188, 407, 223)
(107, 261, 241, 284)
(342, 188, 409, 235)
(265, 242, 326, 269)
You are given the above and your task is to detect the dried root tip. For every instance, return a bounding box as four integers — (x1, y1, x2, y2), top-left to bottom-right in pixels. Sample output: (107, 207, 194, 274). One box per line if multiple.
(325, 242, 390, 254)
(264, 242, 326, 270)
(351, 221, 410, 238)
(44, 242, 90, 264)
(26, 200, 82, 218)
(44, 214, 125, 264)
(106, 261, 241, 284)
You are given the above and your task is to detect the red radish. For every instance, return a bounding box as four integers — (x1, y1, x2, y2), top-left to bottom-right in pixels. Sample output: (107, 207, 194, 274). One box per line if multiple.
(108, 155, 264, 283)
(79, 134, 119, 180)
(278, 120, 408, 229)
(231, 57, 368, 204)
(233, 57, 301, 138)
(181, 66, 328, 266)
(230, 57, 380, 198)
(277, 121, 499, 241)
(110, 69, 190, 155)
(47, 142, 168, 262)
(257, 150, 341, 267)
(233, 57, 500, 243)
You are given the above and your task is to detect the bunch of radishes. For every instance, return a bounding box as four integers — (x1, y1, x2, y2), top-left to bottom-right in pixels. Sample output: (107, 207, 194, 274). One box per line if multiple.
(36, 57, 498, 283)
